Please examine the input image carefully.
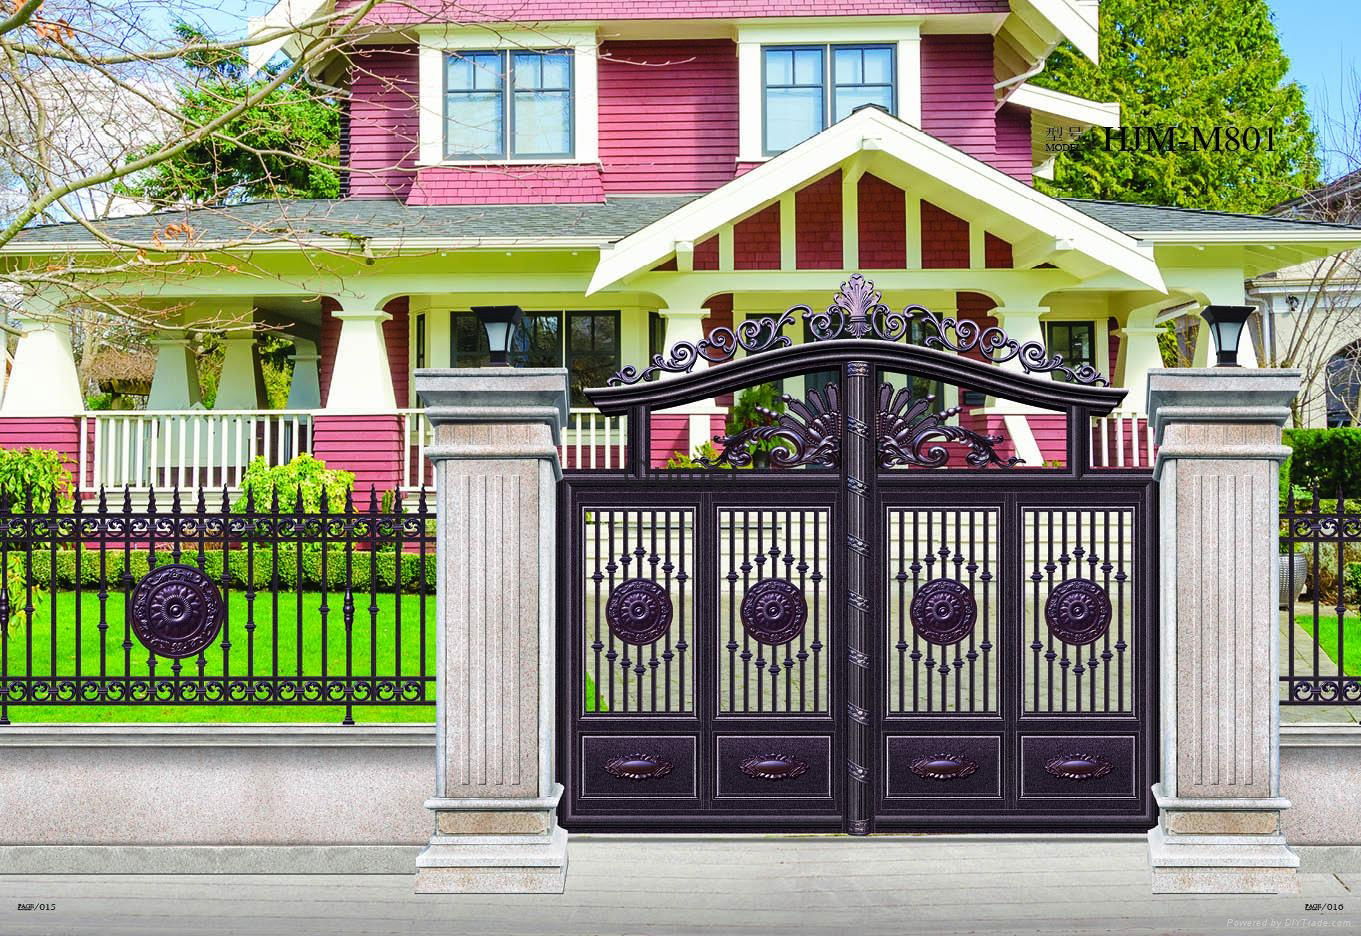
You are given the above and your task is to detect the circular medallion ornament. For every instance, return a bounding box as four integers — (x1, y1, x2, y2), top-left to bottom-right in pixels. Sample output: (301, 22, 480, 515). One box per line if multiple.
(1045, 578, 1113, 646)
(605, 578, 673, 646)
(909, 578, 977, 646)
(740, 578, 808, 646)
(130, 563, 225, 659)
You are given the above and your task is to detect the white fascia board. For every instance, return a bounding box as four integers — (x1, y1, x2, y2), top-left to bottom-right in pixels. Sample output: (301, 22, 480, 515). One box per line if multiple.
(248, 0, 332, 72)
(588, 106, 1166, 295)
(1024, 0, 1100, 63)
(1009, 84, 1119, 128)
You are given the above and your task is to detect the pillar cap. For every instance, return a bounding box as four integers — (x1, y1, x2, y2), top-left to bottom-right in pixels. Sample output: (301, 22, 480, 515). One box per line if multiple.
(1147, 368, 1301, 442)
(414, 368, 569, 434)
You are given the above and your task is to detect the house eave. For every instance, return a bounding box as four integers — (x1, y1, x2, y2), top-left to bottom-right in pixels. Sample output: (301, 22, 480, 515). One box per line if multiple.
(0, 236, 615, 257)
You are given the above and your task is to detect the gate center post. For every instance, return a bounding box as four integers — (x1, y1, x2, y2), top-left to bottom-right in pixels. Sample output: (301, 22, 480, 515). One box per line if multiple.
(844, 360, 875, 834)
(1146, 368, 1301, 894)
(413, 368, 570, 894)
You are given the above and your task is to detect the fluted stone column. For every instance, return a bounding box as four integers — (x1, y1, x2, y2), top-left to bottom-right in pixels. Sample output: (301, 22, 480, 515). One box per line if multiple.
(1146, 368, 1301, 894)
(413, 368, 569, 894)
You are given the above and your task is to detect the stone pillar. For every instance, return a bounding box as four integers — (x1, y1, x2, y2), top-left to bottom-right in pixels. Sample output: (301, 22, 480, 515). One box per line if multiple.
(327, 307, 396, 413)
(286, 338, 322, 410)
(412, 367, 569, 894)
(147, 335, 201, 410)
(1146, 368, 1301, 894)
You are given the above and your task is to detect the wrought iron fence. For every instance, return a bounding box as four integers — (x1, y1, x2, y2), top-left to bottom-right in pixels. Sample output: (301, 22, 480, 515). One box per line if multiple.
(0, 486, 436, 724)
(1280, 488, 1361, 706)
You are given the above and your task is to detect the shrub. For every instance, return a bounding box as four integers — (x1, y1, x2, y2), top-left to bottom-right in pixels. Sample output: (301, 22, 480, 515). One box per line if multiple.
(28, 546, 435, 593)
(1282, 429, 1361, 497)
(233, 454, 354, 513)
(0, 447, 74, 512)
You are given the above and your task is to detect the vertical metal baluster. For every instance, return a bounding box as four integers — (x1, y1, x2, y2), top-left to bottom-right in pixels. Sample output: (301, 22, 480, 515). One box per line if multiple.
(1088, 510, 1100, 713)
(392, 490, 403, 706)
(419, 488, 428, 701)
(47, 487, 58, 699)
(271, 488, 281, 697)
(1045, 511, 1056, 712)
(342, 489, 355, 725)
(1102, 509, 1113, 712)
(676, 510, 689, 713)
(369, 486, 382, 722)
(1117, 506, 1128, 710)
(193, 489, 208, 690)
(219, 488, 232, 706)
(953, 510, 964, 712)
(634, 508, 647, 714)
(783, 512, 794, 713)
(924, 510, 934, 712)
(95, 489, 109, 709)
(742, 509, 752, 713)
(1285, 487, 1296, 700)
(22, 489, 34, 706)
(590, 509, 602, 712)
(754, 510, 765, 713)
(319, 489, 331, 705)
(120, 488, 135, 702)
(797, 511, 808, 713)
(967, 509, 977, 712)
(895, 511, 906, 713)
(1060, 510, 1071, 712)
(619, 509, 632, 714)
(648, 509, 659, 712)
(911, 509, 921, 712)
(1312, 486, 1322, 698)
(297, 485, 307, 692)
(1336, 487, 1347, 691)
(1, 492, 11, 724)
(981, 510, 992, 712)
(1072, 509, 1083, 714)
(661, 510, 673, 713)
(606, 511, 617, 712)
(725, 511, 737, 712)
(244, 488, 257, 692)
(811, 510, 822, 712)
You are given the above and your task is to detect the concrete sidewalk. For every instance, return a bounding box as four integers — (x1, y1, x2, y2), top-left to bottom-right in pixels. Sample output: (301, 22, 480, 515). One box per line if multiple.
(0, 836, 1355, 936)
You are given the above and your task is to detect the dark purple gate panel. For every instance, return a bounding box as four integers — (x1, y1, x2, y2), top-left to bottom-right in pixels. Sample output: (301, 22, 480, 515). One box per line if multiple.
(884, 734, 1002, 799)
(714, 735, 833, 800)
(1022, 508, 1138, 715)
(717, 508, 832, 715)
(583, 508, 696, 716)
(1018, 735, 1136, 799)
(579, 735, 698, 799)
(886, 507, 1000, 715)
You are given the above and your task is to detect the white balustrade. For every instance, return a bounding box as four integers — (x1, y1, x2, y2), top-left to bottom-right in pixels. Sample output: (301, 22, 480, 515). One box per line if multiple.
(1090, 411, 1156, 470)
(80, 411, 313, 493)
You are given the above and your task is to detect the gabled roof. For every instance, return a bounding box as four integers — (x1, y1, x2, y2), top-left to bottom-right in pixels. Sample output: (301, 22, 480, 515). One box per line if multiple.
(587, 106, 1168, 295)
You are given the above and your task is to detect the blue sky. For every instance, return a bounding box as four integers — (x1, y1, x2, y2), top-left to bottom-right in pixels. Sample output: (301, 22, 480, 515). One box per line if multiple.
(1268, 0, 1360, 180)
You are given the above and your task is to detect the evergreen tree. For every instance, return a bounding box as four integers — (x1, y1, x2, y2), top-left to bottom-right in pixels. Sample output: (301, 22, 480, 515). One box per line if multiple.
(1034, 0, 1319, 212)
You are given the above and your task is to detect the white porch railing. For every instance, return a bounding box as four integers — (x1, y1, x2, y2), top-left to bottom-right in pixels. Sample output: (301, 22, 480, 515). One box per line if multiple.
(80, 411, 314, 493)
(1090, 411, 1155, 470)
(400, 407, 629, 490)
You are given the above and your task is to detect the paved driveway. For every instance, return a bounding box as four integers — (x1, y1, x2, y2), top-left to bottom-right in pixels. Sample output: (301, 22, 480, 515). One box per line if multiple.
(0, 836, 1354, 936)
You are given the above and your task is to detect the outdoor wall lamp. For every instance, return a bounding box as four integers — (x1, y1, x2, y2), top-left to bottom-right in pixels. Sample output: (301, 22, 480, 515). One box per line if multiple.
(471, 305, 524, 367)
(1200, 305, 1254, 367)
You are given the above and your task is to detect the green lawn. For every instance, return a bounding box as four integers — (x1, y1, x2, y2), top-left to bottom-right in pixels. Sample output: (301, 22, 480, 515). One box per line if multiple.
(1297, 613, 1361, 678)
(0, 591, 436, 724)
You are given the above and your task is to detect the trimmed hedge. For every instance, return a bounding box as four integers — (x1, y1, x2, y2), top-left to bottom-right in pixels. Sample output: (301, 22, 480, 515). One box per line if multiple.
(1282, 429, 1361, 497)
(27, 547, 435, 593)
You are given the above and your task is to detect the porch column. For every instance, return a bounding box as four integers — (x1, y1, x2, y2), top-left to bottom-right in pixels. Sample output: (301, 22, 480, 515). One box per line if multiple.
(1116, 308, 1165, 415)
(660, 307, 723, 459)
(1146, 368, 1301, 894)
(215, 332, 264, 410)
(413, 367, 569, 894)
(982, 306, 1047, 465)
(326, 307, 396, 412)
(286, 338, 322, 410)
(2, 307, 83, 416)
(147, 334, 201, 410)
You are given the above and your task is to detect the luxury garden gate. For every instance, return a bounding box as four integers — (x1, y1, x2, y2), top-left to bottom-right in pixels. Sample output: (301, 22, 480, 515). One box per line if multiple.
(559, 277, 1157, 834)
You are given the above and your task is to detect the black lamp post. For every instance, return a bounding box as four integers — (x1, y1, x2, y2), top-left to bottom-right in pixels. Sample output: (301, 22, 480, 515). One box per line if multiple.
(471, 305, 524, 367)
(1200, 305, 1254, 367)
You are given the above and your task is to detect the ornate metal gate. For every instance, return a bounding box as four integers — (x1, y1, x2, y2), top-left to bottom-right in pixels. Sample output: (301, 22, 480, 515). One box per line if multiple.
(558, 277, 1156, 833)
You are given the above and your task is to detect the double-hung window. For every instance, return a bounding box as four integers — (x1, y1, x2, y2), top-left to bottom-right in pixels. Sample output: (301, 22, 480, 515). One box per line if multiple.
(764, 44, 895, 154)
(445, 50, 574, 160)
(1046, 321, 1097, 383)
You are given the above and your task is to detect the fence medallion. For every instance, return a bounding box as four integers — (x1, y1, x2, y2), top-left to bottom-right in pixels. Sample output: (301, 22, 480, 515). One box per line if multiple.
(1044, 578, 1113, 646)
(605, 578, 673, 646)
(909, 754, 979, 781)
(1043, 753, 1115, 781)
(130, 563, 225, 659)
(909, 579, 977, 646)
(740, 578, 808, 646)
(739, 754, 809, 781)
(604, 754, 674, 781)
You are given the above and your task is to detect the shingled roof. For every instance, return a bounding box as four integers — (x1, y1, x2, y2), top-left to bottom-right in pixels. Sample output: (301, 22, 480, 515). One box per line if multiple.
(5, 195, 1360, 252)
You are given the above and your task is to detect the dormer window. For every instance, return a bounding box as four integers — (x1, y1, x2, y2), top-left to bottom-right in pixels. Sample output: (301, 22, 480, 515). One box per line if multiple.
(763, 44, 896, 154)
(445, 50, 574, 160)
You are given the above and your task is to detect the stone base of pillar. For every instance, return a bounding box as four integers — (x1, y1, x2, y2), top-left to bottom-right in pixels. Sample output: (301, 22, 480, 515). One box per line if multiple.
(414, 787, 568, 894)
(1147, 784, 1299, 894)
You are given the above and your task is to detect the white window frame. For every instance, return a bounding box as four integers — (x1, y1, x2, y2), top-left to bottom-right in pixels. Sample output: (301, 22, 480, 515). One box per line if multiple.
(417, 26, 599, 167)
(737, 21, 921, 165)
